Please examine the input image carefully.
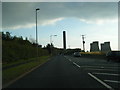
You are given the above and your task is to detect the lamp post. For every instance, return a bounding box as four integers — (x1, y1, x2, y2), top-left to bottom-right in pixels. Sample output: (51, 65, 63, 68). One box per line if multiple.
(81, 35, 86, 52)
(50, 35, 57, 45)
(36, 8, 40, 58)
(50, 35, 57, 55)
(36, 8, 40, 45)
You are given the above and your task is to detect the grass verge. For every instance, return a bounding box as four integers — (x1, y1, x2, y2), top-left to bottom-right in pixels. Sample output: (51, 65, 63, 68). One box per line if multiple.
(80, 51, 105, 55)
(80, 52, 106, 60)
(3, 55, 51, 85)
(3, 57, 41, 68)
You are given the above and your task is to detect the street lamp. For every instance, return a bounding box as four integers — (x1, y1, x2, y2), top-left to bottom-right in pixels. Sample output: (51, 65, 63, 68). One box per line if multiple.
(50, 35, 57, 45)
(50, 35, 57, 55)
(36, 8, 40, 44)
(36, 8, 40, 58)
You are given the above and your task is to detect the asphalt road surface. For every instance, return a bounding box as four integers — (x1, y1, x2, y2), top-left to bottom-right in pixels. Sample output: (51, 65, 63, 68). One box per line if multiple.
(5, 55, 120, 89)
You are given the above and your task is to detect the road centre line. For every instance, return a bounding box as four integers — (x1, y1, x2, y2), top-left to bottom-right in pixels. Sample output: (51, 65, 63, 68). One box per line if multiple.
(73, 62, 80, 68)
(104, 80, 120, 84)
(64, 56, 69, 60)
(93, 73, 120, 76)
(69, 59, 71, 61)
(88, 73, 114, 90)
(64, 56, 71, 62)
(64, 56, 73, 62)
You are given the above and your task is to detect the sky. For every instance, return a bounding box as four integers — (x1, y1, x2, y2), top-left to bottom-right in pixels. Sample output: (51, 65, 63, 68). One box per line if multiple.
(2, 1, 119, 51)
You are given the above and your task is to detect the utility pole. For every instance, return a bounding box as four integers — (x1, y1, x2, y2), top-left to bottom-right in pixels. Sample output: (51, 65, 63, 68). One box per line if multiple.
(81, 35, 85, 52)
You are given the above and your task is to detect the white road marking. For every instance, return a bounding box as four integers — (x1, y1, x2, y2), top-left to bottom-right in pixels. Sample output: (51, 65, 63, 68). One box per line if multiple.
(93, 73, 120, 76)
(91, 64, 120, 67)
(88, 73, 114, 90)
(64, 56, 67, 59)
(85, 68, 118, 71)
(81, 66, 119, 69)
(69, 59, 71, 62)
(73, 62, 80, 68)
(64, 56, 72, 62)
(104, 80, 120, 84)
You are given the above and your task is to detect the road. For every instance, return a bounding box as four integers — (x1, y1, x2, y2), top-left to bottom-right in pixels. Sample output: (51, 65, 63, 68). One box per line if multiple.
(5, 55, 120, 89)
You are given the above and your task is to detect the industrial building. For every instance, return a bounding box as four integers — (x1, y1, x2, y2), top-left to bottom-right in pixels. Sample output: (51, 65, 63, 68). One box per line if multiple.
(101, 42, 111, 52)
(90, 41, 111, 52)
(90, 41, 99, 52)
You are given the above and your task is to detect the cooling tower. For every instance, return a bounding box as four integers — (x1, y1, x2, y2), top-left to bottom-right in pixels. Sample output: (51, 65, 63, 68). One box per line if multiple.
(101, 42, 111, 52)
(90, 41, 99, 52)
(101, 43, 104, 52)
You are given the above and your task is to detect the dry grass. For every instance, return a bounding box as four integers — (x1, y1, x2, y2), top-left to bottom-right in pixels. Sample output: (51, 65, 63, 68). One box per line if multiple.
(80, 52, 105, 55)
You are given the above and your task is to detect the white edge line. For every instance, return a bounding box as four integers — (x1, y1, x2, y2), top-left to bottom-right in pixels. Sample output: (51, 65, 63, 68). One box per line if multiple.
(104, 80, 120, 84)
(88, 73, 114, 90)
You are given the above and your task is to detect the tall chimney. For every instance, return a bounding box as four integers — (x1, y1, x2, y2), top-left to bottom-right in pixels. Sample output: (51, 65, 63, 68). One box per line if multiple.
(63, 31, 66, 49)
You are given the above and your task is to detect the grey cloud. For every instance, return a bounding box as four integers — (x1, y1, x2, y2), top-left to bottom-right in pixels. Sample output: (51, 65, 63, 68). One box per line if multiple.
(2, 2, 118, 29)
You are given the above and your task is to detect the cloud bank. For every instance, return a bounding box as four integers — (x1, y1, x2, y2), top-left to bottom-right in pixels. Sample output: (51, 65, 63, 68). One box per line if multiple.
(2, 2, 118, 30)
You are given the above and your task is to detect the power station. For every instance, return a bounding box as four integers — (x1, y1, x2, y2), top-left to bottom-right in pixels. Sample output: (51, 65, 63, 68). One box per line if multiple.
(90, 41, 111, 52)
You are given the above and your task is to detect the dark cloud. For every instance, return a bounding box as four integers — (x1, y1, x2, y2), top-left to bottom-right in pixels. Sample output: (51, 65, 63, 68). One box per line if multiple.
(2, 2, 118, 29)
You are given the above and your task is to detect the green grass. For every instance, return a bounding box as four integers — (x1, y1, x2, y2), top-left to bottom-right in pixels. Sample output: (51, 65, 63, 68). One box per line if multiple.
(3, 57, 40, 68)
(3, 55, 51, 85)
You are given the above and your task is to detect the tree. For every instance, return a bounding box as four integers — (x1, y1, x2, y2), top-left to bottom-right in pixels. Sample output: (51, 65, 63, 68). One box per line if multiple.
(2, 32, 5, 40)
(6, 32, 11, 40)
(46, 44, 51, 54)
(25, 37, 28, 41)
(19, 36, 23, 41)
(13, 36, 18, 40)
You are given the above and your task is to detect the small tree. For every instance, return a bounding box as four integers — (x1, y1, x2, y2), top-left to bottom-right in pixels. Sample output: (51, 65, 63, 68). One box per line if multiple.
(2, 32, 5, 40)
(46, 44, 51, 54)
(6, 32, 11, 40)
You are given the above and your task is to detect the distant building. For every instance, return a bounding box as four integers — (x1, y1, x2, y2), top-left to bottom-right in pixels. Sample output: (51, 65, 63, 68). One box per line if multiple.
(90, 41, 111, 52)
(90, 41, 99, 52)
(101, 42, 111, 52)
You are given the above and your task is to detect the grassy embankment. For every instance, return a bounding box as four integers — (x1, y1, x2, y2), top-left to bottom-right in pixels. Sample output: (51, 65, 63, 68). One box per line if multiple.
(3, 55, 51, 85)
(2, 32, 52, 85)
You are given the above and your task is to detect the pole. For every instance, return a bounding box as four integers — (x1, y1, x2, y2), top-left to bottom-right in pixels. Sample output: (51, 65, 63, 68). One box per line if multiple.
(36, 8, 40, 59)
(50, 35, 52, 45)
(36, 10, 37, 45)
(82, 35, 85, 52)
(50, 35, 52, 55)
(50, 35, 57, 55)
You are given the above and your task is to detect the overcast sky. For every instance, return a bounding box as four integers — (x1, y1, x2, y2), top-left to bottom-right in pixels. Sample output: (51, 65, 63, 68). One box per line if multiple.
(2, 2, 119, 51)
